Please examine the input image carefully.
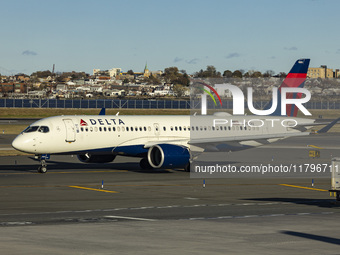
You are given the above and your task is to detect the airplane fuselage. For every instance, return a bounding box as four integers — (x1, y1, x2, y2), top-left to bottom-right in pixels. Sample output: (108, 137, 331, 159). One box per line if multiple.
(12, 114, 314, 156)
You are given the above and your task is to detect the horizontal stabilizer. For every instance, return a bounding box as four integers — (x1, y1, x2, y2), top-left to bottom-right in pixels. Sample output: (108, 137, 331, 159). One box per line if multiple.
(317, 117, 340, 133)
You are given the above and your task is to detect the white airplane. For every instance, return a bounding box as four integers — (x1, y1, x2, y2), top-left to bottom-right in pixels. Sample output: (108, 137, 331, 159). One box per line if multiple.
(11, 59, 338, 173)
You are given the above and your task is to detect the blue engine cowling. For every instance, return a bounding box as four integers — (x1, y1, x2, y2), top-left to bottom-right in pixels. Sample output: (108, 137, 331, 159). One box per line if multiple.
(147, 144, 190, 169)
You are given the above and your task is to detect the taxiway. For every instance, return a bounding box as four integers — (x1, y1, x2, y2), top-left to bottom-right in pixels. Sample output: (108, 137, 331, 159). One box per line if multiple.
(0, 133, 340, 254)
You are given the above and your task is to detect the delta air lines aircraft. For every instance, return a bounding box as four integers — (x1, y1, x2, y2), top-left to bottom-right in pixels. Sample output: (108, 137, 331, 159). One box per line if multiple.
(12, 59, 337, 173)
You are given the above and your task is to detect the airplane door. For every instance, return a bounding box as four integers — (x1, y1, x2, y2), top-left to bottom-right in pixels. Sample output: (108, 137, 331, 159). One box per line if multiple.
(63, 119, 76, 142)
(153, 123, 160, 136)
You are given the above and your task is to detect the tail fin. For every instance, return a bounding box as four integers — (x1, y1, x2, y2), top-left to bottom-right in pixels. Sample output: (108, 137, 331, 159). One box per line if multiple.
(270, 58, 310, 117)
(99, 108, 106, 115)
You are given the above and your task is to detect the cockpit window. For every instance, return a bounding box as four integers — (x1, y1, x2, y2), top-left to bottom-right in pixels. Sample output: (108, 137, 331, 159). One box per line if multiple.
(23, 126, 50, 133)
(23, 126, 39, 133)
(38, 126, 50, 133)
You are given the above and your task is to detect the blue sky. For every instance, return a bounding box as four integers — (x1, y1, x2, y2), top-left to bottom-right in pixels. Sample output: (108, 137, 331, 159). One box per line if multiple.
(1, 0, 339, 75)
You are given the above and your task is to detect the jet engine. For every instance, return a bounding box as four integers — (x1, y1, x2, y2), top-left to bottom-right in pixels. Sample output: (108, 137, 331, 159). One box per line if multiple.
(77, 154, 116, 163)
(147, 144, 190, 169)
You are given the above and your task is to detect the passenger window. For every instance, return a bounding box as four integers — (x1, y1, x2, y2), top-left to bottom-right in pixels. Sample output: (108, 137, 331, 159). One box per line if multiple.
(113, 127, 116, 131)
(126, 127, 129, 131)
(163, 127, 166, 131)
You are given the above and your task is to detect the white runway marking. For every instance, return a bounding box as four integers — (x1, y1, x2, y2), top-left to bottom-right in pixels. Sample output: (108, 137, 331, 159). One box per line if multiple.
(105, 215, 157, 221)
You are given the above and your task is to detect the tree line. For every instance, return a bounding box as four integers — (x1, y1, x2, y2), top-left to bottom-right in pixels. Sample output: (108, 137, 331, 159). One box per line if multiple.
(9, 65, 287, 87)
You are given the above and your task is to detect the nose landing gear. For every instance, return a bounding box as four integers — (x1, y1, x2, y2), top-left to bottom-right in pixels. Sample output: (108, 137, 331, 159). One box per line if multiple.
(38, 159, 47, 173)
(35, 154, 50, 173)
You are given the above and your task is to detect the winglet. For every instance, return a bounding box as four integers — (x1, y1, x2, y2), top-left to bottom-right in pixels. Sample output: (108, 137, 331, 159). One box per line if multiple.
(317, 117, 340, 133)
(99, 108, 106, 115)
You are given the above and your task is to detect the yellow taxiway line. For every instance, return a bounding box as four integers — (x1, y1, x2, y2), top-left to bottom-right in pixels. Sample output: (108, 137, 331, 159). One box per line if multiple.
(69, 185, 119, 193)
(307, 145, 324, 149)
(279, 184, 328, 192)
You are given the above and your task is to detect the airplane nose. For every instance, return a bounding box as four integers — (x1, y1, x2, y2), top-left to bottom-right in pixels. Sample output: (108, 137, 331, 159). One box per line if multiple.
(12, 136, 21, 150)
(12, 135, 26, 152)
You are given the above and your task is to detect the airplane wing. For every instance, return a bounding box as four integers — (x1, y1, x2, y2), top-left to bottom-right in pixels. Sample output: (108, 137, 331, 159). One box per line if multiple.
(143, 117, 339, 154)
(189, 131, 310, 145)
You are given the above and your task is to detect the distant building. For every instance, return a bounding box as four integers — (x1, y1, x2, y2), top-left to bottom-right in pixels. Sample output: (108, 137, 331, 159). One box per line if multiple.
(93, 69, 101, 75)
(308, 66, 334, 78)
(214, 83, 233, 97)
(93, 68, 122, 78)
(0, 82, 27, 93)
(129, 63, 151, 78)
(109, 68, 122, 77)
(143, 63, 150, 78)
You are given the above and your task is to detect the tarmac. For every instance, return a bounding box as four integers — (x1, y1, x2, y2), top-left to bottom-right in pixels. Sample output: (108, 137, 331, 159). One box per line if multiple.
(1, 133, 340, 254)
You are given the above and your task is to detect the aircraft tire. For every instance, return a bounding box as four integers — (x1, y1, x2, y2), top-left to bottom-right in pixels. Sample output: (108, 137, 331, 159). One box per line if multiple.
(38, 166, 47, 174)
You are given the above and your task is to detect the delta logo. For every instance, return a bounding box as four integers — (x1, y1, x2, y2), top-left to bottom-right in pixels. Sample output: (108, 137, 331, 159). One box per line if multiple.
(80, 119, 88, 126)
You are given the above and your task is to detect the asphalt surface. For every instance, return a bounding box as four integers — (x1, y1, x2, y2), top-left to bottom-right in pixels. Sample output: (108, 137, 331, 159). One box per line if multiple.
(1, 133, 340, 254)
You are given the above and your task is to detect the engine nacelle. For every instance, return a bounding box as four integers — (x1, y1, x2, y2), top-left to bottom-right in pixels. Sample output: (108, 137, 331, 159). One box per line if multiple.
(147, 144, 190, 169)
(77, 154, 116, 163)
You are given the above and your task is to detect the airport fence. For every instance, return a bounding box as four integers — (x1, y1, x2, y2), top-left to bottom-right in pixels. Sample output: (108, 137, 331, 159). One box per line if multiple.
(0, 98, 340, 110)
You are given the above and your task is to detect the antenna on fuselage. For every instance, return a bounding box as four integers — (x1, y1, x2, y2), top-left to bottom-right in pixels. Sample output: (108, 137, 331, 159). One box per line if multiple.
(116, 112, 120, 116)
